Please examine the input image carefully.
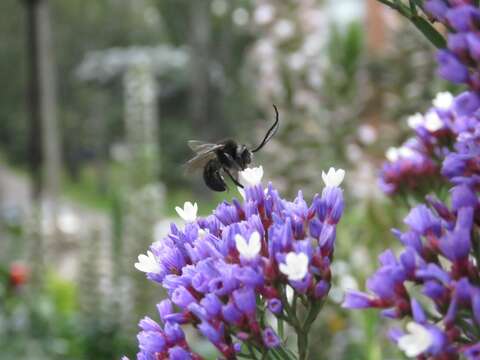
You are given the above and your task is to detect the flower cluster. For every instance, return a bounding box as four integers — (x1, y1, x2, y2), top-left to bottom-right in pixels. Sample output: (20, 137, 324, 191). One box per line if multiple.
(379, 91, 465, 196)
(344, 183, 479, 358)
(128, 166, 345, 359)
(347, 2, 480, 358)
(424, 1, 480, 89)
(379, 0, 480, 197)
(352, 98, 480, 358)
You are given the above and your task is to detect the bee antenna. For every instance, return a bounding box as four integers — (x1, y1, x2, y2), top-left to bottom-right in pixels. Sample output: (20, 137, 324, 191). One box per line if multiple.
(252, 104, 280, 153)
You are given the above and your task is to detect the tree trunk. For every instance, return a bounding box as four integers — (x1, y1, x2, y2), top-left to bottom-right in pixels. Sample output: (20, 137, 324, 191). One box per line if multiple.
(188, 0, 210, 136)
(37, 0, 61, 209)
(24, 0, 61, 279)
(25, 0, 42, 200)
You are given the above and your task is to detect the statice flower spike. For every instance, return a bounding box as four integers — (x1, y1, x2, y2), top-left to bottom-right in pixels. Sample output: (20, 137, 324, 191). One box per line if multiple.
(175, 201, 198, 222)
(128, 165, 345, 359)
(353, 3, 480, 354)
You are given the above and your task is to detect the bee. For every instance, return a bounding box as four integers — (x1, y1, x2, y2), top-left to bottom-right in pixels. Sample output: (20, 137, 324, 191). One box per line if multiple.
(186, 105, 280, 192)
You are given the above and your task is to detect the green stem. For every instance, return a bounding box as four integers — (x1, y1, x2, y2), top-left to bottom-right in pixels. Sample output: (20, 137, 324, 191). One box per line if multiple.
(297, 328, 309, 360)
(274, 345, 297, 360)
(375, 0, 446, 49)
(247, 344, 259, 360)
(278, 318, 284, 339)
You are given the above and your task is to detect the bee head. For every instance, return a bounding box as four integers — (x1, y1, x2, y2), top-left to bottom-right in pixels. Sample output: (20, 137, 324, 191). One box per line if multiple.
(237, 145, 252, 168)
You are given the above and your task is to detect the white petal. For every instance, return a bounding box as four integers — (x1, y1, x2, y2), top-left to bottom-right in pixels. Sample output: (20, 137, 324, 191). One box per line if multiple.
(424, 111, 444, 132)
(398, 146, 415, 159)
(175, 201, 198, 222)
(433, 91, 453, 110)
(235, 232, 261, 259)
(175, 206, 185, 219)
(398, 322, 432, 358)
(407, 113, 424, 129)
(386, 147, 399, 162)
(239, 166, 264, 187)
(134, 251, 160, 273)
(249, 232, 262, 255)
(280, 252, 309, 280)
(235, 234, 249, 255)
(321, 167, 345, 187)
(279, 263, 290, 276)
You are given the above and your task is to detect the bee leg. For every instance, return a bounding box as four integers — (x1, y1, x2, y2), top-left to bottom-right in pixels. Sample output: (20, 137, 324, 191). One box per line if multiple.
(223, 166, 244, 189)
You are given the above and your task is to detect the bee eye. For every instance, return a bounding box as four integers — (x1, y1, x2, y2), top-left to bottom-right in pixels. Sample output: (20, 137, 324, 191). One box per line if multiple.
(242, 150, 251, 162)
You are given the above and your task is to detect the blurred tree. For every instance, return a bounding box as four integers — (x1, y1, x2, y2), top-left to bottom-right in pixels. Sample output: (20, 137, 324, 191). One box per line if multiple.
(188, 0, 211, 134)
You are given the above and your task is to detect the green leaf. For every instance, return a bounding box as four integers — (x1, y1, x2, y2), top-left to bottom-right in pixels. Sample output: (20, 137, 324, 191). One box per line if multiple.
(411, 16, 447, 49)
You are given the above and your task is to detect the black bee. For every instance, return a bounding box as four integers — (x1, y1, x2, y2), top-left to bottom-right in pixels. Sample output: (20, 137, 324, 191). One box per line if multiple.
(186, 105, 280, 192)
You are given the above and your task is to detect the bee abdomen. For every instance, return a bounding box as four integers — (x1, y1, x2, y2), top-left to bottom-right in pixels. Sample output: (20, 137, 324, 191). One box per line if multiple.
(203, 159, 227, 192)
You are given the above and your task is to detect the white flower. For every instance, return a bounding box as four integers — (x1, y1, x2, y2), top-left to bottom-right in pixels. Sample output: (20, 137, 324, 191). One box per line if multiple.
(175, 201, 198, 222)
(198, 228, 208, 239)
(398, 322, 433, 358)
(398, 146, 416, 159)
(433, 91, 454, 110)
(134, 250, 161, 273)
(254, 4, 274, 25)
(321, 167, 345, 187)
(407, 113, 424, 129)
(424, 111, 444, 132)
(279, 252, 309, 281)
(357, 124, 377, 145)
(235, 232, 262, 260)
(273, 19, 295, 40)
(57, 210, 80, 235)
(386, 147, 416, 162)
(239, 166, 264, 187)
(386, 147, 400, 162)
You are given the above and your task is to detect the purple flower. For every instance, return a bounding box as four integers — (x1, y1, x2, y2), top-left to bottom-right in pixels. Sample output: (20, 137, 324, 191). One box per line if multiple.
(404, 205, 440, 236)
(446, 5, 480, 32)
(463, 343, 480, 360)
(198, 321, 224, 345)
(129, 167, 345, 358)
(171, 286, 197, 309)
(448, 33, 468, 57)
(342, 290, 374, 309)
(232, 287, 256, 316)
(424, 0, 449, 21)
(467, 33, 480, 62)
(267, 298, 283, 314)
(437, 50, 469, 84)
(453, 91, 480, 117)
(367, 4, 480, 356)
(168, 346, 192, 360)
(262, 327, 281, 348)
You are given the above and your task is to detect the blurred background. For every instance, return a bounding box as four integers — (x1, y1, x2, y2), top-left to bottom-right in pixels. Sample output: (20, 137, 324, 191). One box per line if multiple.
(0, 0, 452, 359)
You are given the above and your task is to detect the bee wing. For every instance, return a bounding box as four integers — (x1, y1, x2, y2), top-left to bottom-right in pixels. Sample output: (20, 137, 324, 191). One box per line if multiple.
(188, 140, 219, 154)
(184, 152, 216, 173)
(184, 141, 223, 174)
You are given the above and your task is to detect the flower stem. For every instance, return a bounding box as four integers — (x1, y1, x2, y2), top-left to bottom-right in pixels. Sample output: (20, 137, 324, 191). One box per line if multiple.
(278, 318, 284, 338)
(375, 0, 446, 49)
(297, 329, 309, 360)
